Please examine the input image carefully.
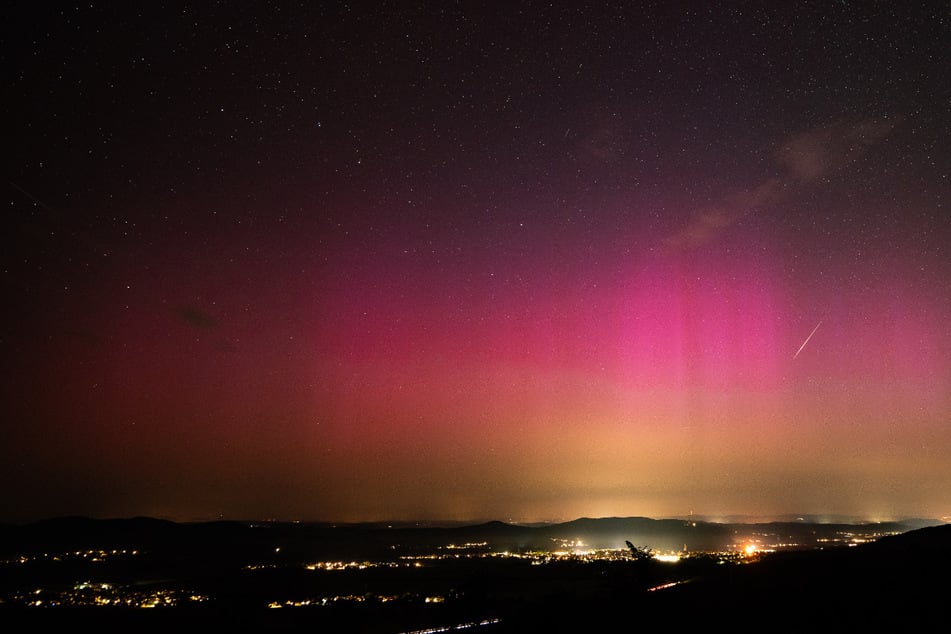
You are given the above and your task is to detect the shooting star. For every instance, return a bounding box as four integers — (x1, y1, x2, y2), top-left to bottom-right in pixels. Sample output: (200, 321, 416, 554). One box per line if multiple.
(9, 181, 54, 211)
(793, 319, 823, 359)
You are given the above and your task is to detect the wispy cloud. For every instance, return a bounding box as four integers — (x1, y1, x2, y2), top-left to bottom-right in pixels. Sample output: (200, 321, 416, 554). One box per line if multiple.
(665, 117, 898, 250)
(664, 177, 784, 251)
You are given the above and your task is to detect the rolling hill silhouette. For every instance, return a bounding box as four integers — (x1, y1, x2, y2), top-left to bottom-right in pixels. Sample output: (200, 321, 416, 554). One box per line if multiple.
(0, 517, 946, 631)
(509, 522, 951, 632)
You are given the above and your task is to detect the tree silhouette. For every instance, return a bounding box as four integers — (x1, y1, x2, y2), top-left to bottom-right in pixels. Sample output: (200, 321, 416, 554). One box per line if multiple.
(626, 540, 653, 561)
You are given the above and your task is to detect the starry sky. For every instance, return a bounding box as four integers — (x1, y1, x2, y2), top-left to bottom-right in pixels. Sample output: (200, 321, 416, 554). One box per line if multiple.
(3, 2, 950, 524)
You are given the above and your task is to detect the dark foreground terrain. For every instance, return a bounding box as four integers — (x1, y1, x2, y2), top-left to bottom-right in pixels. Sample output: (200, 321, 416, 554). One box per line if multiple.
(1, 517, 948, 631)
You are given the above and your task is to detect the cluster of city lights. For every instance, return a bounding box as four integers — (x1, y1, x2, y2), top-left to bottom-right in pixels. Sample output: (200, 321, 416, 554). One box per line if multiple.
(14, 582, 208, 608)
(267, 593, 448, 609)
(2, 525, 906, 611)
(2, 548, 139, 565)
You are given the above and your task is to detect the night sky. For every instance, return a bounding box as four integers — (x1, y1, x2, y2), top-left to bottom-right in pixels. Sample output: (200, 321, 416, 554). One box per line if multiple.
(3, 3, 950, 524)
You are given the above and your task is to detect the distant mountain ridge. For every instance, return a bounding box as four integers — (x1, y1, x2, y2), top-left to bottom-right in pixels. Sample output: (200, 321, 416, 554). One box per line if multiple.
(7, 513, 942, 529)
(1, 514, 942, 560)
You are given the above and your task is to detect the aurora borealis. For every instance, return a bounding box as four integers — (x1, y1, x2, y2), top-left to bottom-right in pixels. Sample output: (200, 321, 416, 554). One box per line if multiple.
(3, 3, 949, 524)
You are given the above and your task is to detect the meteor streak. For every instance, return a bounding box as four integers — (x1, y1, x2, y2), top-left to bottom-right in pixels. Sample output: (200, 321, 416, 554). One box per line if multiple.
(793, 319, 823, 359)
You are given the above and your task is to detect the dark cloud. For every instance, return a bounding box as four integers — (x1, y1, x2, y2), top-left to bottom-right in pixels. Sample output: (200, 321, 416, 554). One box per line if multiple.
(180, 307, 218, 329)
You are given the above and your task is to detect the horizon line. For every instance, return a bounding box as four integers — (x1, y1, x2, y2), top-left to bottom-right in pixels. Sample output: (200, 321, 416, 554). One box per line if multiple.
(5, 512, 946, 528)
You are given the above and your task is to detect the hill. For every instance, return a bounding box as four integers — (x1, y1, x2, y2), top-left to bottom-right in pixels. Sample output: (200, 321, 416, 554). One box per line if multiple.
(515, 522, 951, 631)
(0, 516, 947, 631)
